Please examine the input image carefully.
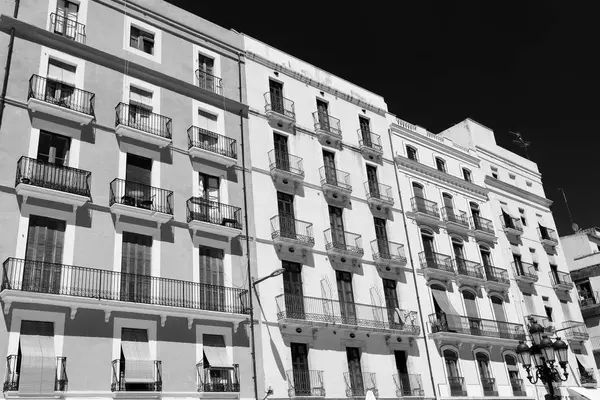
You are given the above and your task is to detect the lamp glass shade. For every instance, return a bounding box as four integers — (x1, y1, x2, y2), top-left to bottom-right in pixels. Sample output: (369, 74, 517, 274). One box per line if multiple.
(540, 336, 555, 362)
(529, 322, 544, 345)
(516, 342, 531, 367)
(553, 338, 569, 364)
(530, 345, 542, 367)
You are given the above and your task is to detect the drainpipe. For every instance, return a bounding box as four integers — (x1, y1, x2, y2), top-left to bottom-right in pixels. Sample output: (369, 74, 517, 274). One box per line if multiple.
(0, 0, 20, 131)
(387, 127, 438, 399)
(237, 51, 259, 400)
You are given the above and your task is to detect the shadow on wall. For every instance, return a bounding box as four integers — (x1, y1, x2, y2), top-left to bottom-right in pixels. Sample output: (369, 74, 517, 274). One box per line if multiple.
(254, 287, 286, 379)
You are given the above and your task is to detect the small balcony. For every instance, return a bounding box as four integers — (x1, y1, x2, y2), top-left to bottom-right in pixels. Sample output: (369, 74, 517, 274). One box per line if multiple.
(580, 291, 600, 316)
(114, 102, 172, 148)
(109, 179, 173, 225)
(268, 150, 305, 195)
(343, 372, 378, 398)
(562, 321, 589, 342)
(501, 214, 523, 238)
(550, 271, 574, 291)
(197, 363, 240, 392)
(481, 377, 498, 396)
(50, 12, 86, 44)
(264, 92, 295, 130)
(371, 239, 407, 269)
(111, 359, 161, 392)
(471, 216, 497, 243)
(313, 112, 342, 148)
(285, 369, 325, 397)
(358, 130, 383, 162)
(324, 229, 363, 268)
(15, 156, 91, 208)
(580, 368, 597, 388)
(3, 355, 67, 393)
(538, 226, 559, 248)
(365, 182, 394, 217)
(187, 126, 237, 167)
(510, 378, 526, 396)
(196, 69, 223, 95)
(393, 374, 424, 397)
(271, 215, 315, 262)
(512, 261, 538, 285)
(186, 197, 242, 238)
(319, 167, 352, 207)
(419, 251, 455, 281)
(409, 197, 441, 225)
(484, 265, 510, 293)
(448, 377, 467, 397)
(454, 258, 485, 287)
(430, 312, 526, 345)
(27, 74, 95, 128)
(442, 208, 471, 235)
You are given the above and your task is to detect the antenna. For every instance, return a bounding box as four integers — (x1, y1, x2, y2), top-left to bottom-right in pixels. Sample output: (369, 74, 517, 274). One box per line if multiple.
(558, 188, 578, 233)
(509, 131, 531, 160)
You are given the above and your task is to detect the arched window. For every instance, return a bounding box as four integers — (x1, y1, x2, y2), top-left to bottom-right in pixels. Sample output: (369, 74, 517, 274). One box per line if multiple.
(412, 182, 425, 199)
(413, 183, 426, 213)
(442, 193, 453, 210)
(462, 290, 480, 334)
(462, 168, 472, 182)
(505, 354, 525, 395)
(435, 157, 447, 173)
(444, 349, 460, 378)
(406, 145, 418, 161)
(476, 352, 495, 395)
(479, 245, 492, 268)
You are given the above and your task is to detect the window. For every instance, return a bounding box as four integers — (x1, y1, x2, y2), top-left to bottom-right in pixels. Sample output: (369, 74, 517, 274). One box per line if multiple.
(322, 150, 336, 184)
(366, 165, 379, 197)
(421, 229, 435, 263)
(383, 279, 400, 326)
(269, 80, 284, 114)
(329, 206, 345, 246)
(519, 208, 527, 226)
(199, 246, 225, 308)
(198, 109, 218, 133)
(23, 216, 65, 294)
(476, 353, 495, 395)
(480, 246, 492, 267)
(54, 0, 79, 39)
(529, 248, 538, 271)
(17, 321, 57, 392)
(290, 343, 310, 396)
(345, 347, 363, 396)
(406, 146, 418, 161)
(128, 86, 153, 129)
(544, 306, 553, 322)
(491, 296, 506, 322)
(492, 172, 498, 179)
(462, 168, 472, 182)
(435, 157, 447, 173)
(197, 53, 216, 92)
(121, 232, 152, 302)
(336, 271, 355, 324)
(130, 26, 154, 54)
(283, 262, 303, 318)
(126, 153, 152, 186)
(509, 173, 516, 180)
(120, 328, 154, 390)
(505, 354, 523, 395)
(202, 334, 233, 390)
(37, 131, 70, 165)
(316, 99, 330, 130)
(444, 349, 464, 396)
(46, 59, 76, 105)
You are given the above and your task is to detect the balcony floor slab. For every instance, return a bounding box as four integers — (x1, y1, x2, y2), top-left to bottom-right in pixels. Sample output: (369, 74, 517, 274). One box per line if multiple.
(189, 146, 237, 167)
(188, 219, 241, 239)
(28, 97, 94, 126)
(115, 124, 172, 148)
(16, 182, 89, 208)
(111, 203, 173, 225)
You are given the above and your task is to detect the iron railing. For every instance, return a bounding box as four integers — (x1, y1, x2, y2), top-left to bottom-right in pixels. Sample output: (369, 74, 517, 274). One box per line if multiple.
(49, 12, 86, 43)
(343, 372, 377, 397)
(196, 69, 223, 95)
(187, 126, 237, 160)
(550, 271, 572, 287)
(419, 252, 454, 273)
(276, 294, 420, 334)
(285, 369, 325, 397)
(4, 355, 67, 392)
(512, 261, 538, 281)
(481, 377, 497, 396)
(16, 156, 91, 197)
(442, 207, 470, 228)
(110, 179, 173, 215)
(319, 166, 351, 191)
(448, 377, 466, 397)
(268, 150, 304, 177)
(472, 216, 495, 235)
(186, 197, 242, 230)
(430, 312, 526, 340)
(197, 363, 239, 392)
(484, 265, 510, 285)
(501, 214, 523, 233)
(454, 259, 484, 279)
(29, 74, 95, 116)
(313, 112, 342, 137)
(411, 197, 439, 218)
(562, 321, 589, 341)
(510, 378, 526, 396)
(270, 215, 314, 245)
(393, 374, 424, 397)
(580, 291, 600, 308)
(115, 102, 172, 139)
(2, 258, 250, 314)
(364, 182, 393, 203)
(264, 92, 295, 120)
(324, 229, 363, 256)
(538, 226, 559, 244)
(358, 130, 382, 152)
(371, 239, 406, 265)
(111, 359, 161, 391)
(580, 368, 597, 385)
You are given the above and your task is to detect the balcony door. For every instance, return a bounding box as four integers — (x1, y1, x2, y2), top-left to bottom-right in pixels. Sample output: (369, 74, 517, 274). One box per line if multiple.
(274, 133, 290, 171)
(291, 343, 310, 396)
(452, 238, 466, 272)
(394, 351, 410, 394)
(359, 116, 371, 145)
(283, 261, 304, 319)
(197, 109, 219, 149)
(412, 183, 426, 212)
(491, 296, 509, 337)
(513, 253, 524, 275)
(128, 86, 153, 129)
(197, 173, 220, 224)
(198, 53, 215, 91)
(322, 150, 337, 185)
(337, 271, 356, 324)
(550, 264, 560, 284)
(120, 232, 152, 303)
(470, 202, 482, 229)
(383, 279, 400, 327)
(125, 154, 152, 208)
(443, 193, 455, 221)
(444, 350, 462, 396)
(366, 165, 379, 198)
(374, 217, 389, 257)
(328, 206, 345, 248)
(199, 246, 225, 310)
(269, 80, 284, 115)
(345, 347, 364, 396)
(476, 353, 493, 393)
(55, 0, 79, 38)
(46, 59, 76, 106)
(421, 230, 436, 269)
(462, 290, 481, 335)
(277, 191, 296, 239)
(38, 131, 70, 166)
(316, 99, 329, 131)
(31, 131, 72, 189)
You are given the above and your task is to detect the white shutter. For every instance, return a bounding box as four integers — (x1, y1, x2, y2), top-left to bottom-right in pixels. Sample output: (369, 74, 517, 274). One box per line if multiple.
(47, 60, 76, 84)
(198, 109, 218, 132)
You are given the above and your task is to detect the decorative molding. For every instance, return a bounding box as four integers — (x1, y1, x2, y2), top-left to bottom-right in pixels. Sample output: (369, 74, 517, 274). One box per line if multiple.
(484, 175, 553, 209)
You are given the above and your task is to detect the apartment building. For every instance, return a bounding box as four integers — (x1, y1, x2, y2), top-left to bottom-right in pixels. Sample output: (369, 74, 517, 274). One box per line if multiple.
(0, 0, 260, 398)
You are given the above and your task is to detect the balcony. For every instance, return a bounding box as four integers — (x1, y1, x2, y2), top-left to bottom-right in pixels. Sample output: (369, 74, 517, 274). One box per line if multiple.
(409, 197, 441, 226)
(49, 12, 86, 44)
(196, 69, 223, 95)
(187, 126, 237, 167)
(15, 156, 91, 208)
(186, 197, 242, 238)
(419, 251, 455, 281)
(442, 208, 471, 235)
(501, 215, 523, 238)
(484, 265, 510, 293)
(580, 368, 597, 388)
(268, 150, 305, 195)
(512, 261, 538, 285)
(580, 291, 600, 317)
(111, 359, 161, 392)
(197, 363, 240, 392)
(276, 294, 420, 336)
(358, 130, 383, 162)
(481, 378, 498, 396)
(3, 355, 67, 393)
(538, 226, 559, 248)
(371, 239, 407, 270)
(324, 229, 363, 268)
(319, 167, 352, 207)
(285, 369, 325, 397)
(313, 112, 342, 148)
(550, 271, 574, 291)
(510, 378, 526, 396)
(393, 374, 424, 397)
(114, 102, 172, 148)
(562, 321, 589, 342)
(448, 377, 467, 397)
(429, 312, 526, 346)
(471, 216, 497, 243)
(1, 257, 250, 323)
(264, 92, 295, 131)
(525, 315, 554, 335)
(110, 179, 173, 225)
(27, 74, 95, 128)
(271, 215, 315, 262)
(454, 258, 485, 287)
(365, 182, 394, 217)
(343, 372, 377, 398)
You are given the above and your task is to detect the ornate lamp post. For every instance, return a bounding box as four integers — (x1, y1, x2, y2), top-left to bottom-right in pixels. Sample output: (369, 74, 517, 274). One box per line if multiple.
(515, 320, 570, 400)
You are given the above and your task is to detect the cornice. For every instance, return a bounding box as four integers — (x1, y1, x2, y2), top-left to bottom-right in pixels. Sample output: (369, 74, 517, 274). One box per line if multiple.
(475, 145, 542, 180)
(484, 175, 553, 209)
(245, 51, 387, 117)
(394, 155, 489, 201)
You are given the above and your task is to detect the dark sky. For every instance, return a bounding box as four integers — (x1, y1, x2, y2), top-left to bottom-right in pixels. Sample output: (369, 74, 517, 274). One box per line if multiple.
(170, 1, 599, 236)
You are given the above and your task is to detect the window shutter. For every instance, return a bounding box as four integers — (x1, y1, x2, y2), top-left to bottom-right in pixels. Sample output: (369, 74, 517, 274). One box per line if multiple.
(199, 247, 224, 286)
(47, 59, 76, 85)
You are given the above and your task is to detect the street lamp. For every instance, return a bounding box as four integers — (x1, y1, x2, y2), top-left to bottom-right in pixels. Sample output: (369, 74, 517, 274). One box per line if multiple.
(252, 268, 285, 287)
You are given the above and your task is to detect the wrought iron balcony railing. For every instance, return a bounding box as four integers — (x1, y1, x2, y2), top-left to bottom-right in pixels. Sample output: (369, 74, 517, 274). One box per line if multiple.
(442, 207, 470, 228)
(197, 363, 239, 392)
(115, 102, 172, 139)
(411, 197, 439, 218)
(319, 166, 351, 191)
(580, 368, 597, 385)
(510, 378, 526, 396)
(501, 214, 523, 232)
(286, 369, 325, 397)
(2, 258, 249, 314)
(562, 321, 589, 341)
(448, 377, 466, 397)
(313, 112, 342, 137)
(484, 265, 510, 285)
(49, 12, 86, 43)
(268, 150, 304, 177)
(270, 215, 314, 246)
(454, 259, 484, 279)
(580, 291, 600, 308)
(111, 359, 161, 392)
(187, 126, 237, 160)
(512, 261, 538, 281)
(429, 312, 526, 340)
(343, 372, 377, 397)
(393, 374, 424, 397)
(29, 74, 95, 116)
(370, 239, 406, 264)
(186, 197, 242, 230)
(264, 92, 295, 120)
(275, 294, 420, 334)
(324, 229, 363, 256)
(4, 355, 67, 392)
(358, 130, 382, 152)
(538, 226, 559, 244)
(481, 377, 498, 396)
(472, 215, 495, 235)
(550, 271, 572, 287)
(196, 69, 223, 95)
(16, 156, 91, 197)
(110, 179, 173, 215)
(364, 182, 393, 203)
(419, 252, 454, 273)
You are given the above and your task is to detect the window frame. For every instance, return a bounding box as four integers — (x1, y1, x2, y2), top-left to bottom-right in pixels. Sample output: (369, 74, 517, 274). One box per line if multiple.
(462, 168, 472, 182)
(435, 157, 447, 173)
(123, 15, 162, 63)
(406, 145, 418, 161)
